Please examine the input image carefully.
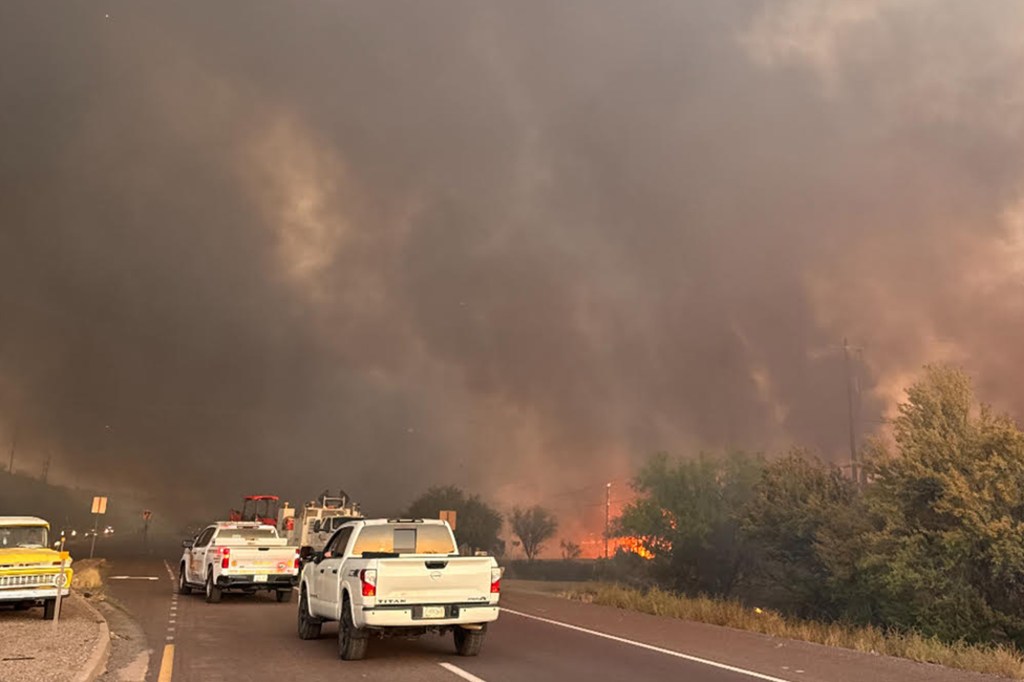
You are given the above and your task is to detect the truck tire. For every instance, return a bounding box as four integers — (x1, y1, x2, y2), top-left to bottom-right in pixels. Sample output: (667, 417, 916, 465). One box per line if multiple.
(178, 564, 192, 595)
(297, 590, 322, 640)
(13, 601, 32, 611)
(454, 626, 485, 657)
(338, 596, 368, 661)
(205, 570, 222, 604)
(42, 598, 56, 620)
(276, 589, 293, 603)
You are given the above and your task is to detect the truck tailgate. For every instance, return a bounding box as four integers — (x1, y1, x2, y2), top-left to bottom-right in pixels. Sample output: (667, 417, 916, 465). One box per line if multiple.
(375, 557, 493, 604)
(222, 547, 296, 575)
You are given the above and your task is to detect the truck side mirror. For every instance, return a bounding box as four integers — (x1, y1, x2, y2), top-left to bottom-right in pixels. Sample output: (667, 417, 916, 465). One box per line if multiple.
(299, 546, 315, 562)
(312, 520, 321, 533)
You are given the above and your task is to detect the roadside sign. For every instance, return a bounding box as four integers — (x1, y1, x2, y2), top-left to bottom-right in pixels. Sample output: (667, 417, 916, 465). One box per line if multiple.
(439, 510, 457, 531)
(91, 496, 108, 515)
(142, 509, 152, 521)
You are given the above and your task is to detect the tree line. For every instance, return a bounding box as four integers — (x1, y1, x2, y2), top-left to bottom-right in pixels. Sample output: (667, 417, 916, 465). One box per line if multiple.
(616, 366, 1024, 648)
(405, 485, 558, 561)
(406, 365, 1024, 648)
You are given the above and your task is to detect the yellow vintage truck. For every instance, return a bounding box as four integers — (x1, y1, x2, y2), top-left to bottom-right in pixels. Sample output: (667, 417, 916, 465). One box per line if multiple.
(0, 516, 73, 619)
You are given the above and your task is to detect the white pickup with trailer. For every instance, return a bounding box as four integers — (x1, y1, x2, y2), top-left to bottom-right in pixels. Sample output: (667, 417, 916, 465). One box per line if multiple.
(296, 518, 501, 660)
(179, 522, 299, 603)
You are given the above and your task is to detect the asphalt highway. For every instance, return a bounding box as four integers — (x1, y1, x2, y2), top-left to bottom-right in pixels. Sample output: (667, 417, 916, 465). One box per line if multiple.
(97, 554, 1005, 682)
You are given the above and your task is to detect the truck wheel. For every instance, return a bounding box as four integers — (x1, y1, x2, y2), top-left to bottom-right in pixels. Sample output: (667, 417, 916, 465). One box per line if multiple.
(297, 590, 322, 640)
(276, 589, 293, 603)
(42, 599, 56, 620)
(205, 570, 222, 604)
(338, 597, 368, 661)
(13, 601, 32, 611)
(454, 626, 485, 657)
(178, 564, 192, 595)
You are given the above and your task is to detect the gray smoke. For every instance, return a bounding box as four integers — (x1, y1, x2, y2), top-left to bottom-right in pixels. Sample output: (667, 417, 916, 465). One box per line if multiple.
(3, 1, 1024, 525)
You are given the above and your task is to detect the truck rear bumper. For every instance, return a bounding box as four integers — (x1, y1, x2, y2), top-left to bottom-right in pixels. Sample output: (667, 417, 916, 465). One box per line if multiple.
(216, 574, 296, 590)
(0, 587, 70, 600)
(361, 604, 499, 628)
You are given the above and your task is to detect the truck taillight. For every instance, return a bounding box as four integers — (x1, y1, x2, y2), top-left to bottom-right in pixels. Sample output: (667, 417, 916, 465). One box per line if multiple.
(360, 568, 377, 597)
(220, 547, 231, 569)
(490, 567, 502, 594)
(293, 549, 300, 570)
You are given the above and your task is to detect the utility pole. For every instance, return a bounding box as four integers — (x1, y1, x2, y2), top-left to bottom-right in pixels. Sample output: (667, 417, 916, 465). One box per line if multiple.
(7, 423, 18, 475)
(843, 338, 859, 484)
(604, 482, 611, 559)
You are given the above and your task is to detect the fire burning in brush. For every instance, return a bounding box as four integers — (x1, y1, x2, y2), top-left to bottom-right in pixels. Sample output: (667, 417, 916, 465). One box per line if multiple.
(616, 536, 655, 560)
(577, 534, 657, 559)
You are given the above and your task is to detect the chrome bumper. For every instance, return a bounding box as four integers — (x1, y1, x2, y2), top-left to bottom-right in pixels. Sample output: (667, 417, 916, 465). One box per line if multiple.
(0, 587, 70, 600)
(361, 604, 500, 628)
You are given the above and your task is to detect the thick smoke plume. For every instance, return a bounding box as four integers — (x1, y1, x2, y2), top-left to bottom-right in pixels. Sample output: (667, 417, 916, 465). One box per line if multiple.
(3, 1, 1024, 526)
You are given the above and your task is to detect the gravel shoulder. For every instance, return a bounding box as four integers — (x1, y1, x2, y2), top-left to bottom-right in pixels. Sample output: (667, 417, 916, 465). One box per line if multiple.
(0, 593, 107, 682)
(94, 595, 150, 682)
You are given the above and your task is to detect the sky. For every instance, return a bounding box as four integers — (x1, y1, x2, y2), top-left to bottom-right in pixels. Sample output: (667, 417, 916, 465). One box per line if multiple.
(3, 1, 1024, 530)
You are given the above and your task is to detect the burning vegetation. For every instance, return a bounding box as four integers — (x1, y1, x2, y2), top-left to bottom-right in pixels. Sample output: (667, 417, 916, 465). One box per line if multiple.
(613, 536, 655, 560)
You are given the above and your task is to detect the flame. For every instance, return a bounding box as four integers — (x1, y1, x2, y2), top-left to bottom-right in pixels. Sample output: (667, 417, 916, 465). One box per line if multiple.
(575, 534, 657, 559)
(614, 536, 655, 560)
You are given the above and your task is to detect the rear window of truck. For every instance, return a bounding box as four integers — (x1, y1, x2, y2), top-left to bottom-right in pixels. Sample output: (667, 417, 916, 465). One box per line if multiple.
(352, 525, 455, 555)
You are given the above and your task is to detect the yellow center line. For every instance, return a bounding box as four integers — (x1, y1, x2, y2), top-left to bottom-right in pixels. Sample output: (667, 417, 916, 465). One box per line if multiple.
(157, 644, 174, 682)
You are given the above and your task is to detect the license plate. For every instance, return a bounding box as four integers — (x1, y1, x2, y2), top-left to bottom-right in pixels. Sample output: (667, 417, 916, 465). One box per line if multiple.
(253, 574, 268, 583)
(421, 606, 445, 619)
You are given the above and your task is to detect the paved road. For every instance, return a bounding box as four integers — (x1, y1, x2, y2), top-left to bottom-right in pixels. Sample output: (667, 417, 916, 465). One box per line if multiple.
(99, 554, 1004, 682)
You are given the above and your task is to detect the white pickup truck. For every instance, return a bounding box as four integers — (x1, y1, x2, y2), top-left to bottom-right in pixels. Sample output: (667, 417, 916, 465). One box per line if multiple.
(296, 518, 501, 660)
(179, 522, 299, 603)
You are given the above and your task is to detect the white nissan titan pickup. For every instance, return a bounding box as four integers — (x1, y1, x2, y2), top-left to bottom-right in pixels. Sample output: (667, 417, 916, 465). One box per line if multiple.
(179, 522, 299, 603)
(296, 518, 501, 660)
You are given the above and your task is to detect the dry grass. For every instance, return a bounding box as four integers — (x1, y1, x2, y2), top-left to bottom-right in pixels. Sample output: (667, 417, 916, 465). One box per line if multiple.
(562, 584, 1024, 679)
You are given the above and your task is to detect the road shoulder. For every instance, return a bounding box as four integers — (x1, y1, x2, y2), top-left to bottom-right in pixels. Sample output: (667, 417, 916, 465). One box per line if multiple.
(501, 587, 1013, 682)
(0, 592, 109, 682)
(74, 594, 112, 682)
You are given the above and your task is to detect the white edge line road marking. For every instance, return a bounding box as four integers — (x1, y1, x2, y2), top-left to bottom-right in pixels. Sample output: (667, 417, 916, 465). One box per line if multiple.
(108, 576, 160, 580)
(439, 662, 488, 682)
(503, 608, 793, 682)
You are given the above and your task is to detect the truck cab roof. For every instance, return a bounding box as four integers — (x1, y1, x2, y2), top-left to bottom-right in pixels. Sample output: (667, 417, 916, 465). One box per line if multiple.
(366, 518, 448, 526)
(0, 516, 50, 528)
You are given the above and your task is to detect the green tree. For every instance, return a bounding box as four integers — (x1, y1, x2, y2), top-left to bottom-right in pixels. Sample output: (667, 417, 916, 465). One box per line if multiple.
(615, 451, 762, 596)
(511, 506, 558, 561)
(406, 485, 503, 554)
(861, 365, 1024, 644)
(743, 449, 865, 618)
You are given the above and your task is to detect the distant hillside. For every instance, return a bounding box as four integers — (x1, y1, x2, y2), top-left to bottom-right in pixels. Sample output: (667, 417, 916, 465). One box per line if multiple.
(0, 473, 96, 527)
